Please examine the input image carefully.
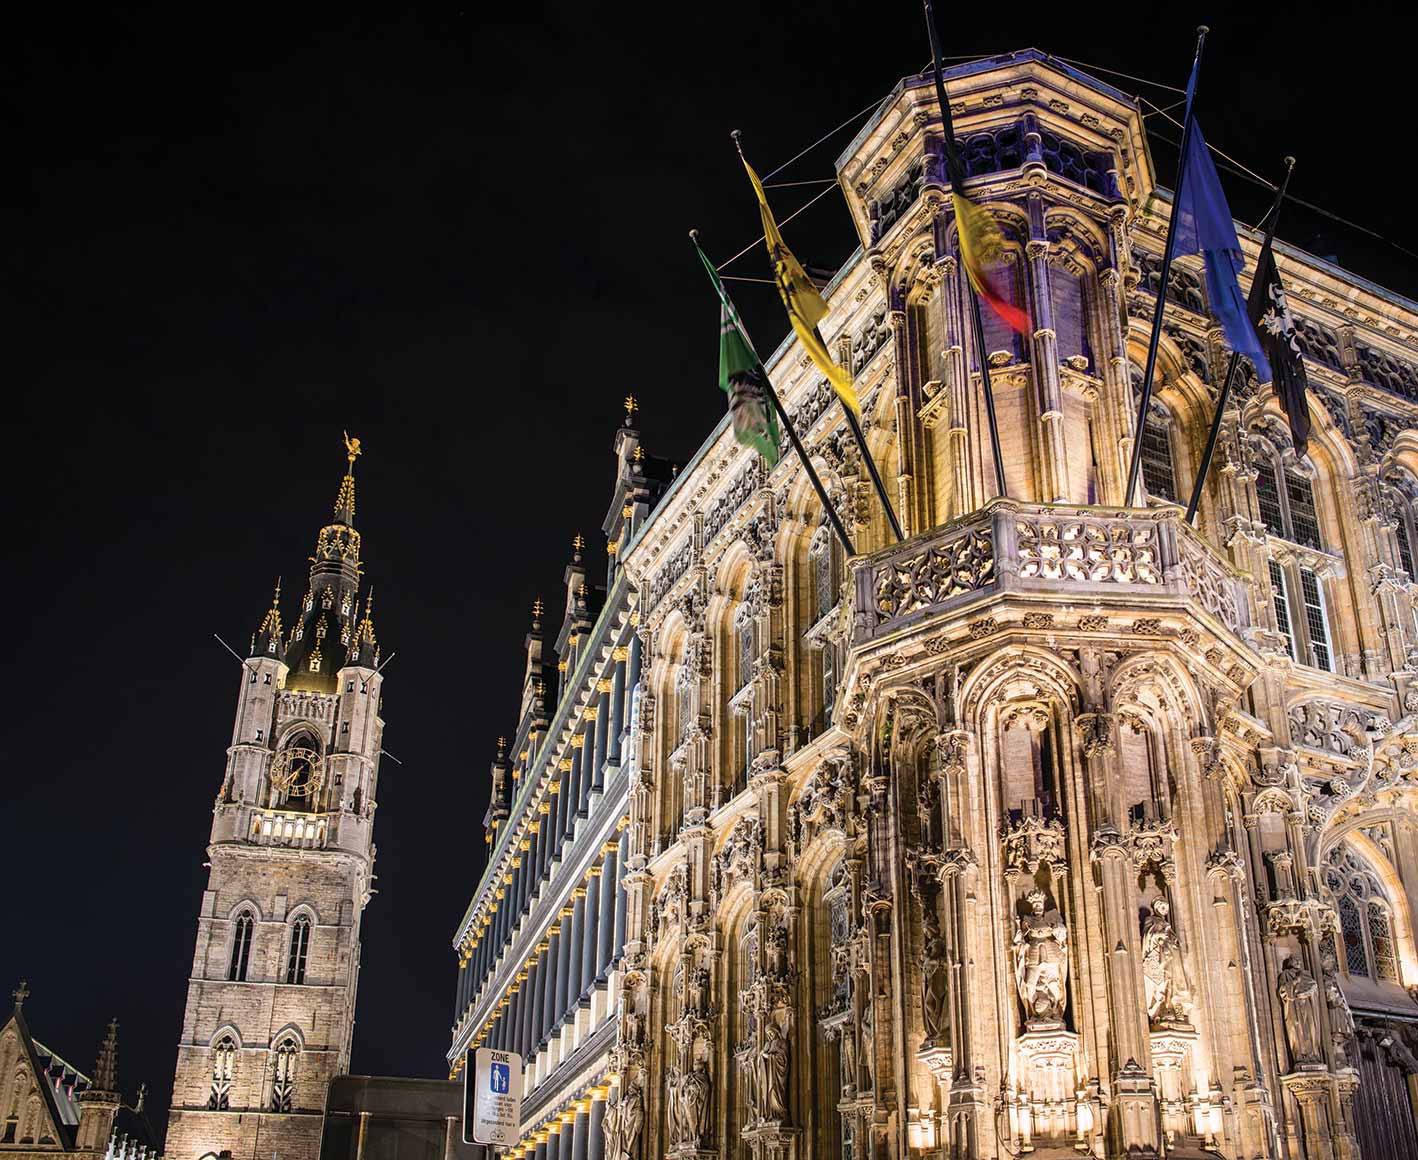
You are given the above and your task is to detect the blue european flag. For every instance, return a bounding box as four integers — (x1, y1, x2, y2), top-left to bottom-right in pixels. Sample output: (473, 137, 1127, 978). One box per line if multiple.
(490, 1062, 510, 1093)
(1173, 114, 1271, 382)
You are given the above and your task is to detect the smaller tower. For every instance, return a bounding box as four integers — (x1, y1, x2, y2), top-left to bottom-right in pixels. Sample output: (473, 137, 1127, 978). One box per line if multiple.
(74, 1021, 120, 1156)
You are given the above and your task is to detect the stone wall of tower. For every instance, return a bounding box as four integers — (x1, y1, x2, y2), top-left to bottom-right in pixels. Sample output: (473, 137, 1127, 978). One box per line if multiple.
(167, 468, 383, 1160)
(601, 51, 1418, 1160)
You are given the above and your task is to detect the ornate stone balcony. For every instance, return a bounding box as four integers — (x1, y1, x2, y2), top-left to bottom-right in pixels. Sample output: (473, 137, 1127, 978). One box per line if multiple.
(851, 500, 1248, 645)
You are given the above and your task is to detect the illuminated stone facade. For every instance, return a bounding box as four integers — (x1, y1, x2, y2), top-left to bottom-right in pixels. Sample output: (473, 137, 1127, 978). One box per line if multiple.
(456, 51, 1418, 1160)
(165, 450, 384, 1160)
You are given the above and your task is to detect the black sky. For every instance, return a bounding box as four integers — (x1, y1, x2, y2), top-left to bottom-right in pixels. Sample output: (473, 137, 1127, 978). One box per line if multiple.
(9, 1, 1415, 1141)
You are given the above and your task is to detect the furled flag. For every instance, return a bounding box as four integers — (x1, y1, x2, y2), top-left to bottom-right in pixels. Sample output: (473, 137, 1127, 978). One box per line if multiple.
(1248, 238, 1311, 456)
(951, 191, 1031, 334)
(694, 238, 782, 467)
(1172, 118, 1271, 382)
(740, 155, 861, 416)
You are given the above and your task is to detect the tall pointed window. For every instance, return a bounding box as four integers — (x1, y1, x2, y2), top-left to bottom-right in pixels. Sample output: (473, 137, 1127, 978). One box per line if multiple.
(1324, 843, 1404, 986)
(208, 1036, 236, 1110)
(228, 912, 254, 982)
(1139, 406, 1177, 502)
(285, 917, 311, 985)
(1254, 440, 1337, 671)
(269, 1039, 298, 1112)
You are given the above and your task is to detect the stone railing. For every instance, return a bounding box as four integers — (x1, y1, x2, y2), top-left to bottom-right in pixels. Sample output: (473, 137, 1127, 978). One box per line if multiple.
(853, 501, 1248, 644)
(248, 810, 328, 848)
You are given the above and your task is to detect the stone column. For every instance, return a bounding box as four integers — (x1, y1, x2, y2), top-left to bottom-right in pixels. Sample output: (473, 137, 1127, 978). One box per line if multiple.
(566, 747, 583, 840)
(554, 913, 574, 1031)
(592, 696, 610, 796)
(562, 899, 582, 1020)
(611, 832, 628, 965)
(598, 843, 619, 980)
(581, 872, 601, 1001)
(521, 960, 538, 1052)
(609, 649, 628, 767)
(539, 937, 557, 1047)
(588, 1097, 607, 1160)
(533, 1137, 545, 1160)
(571, 1107, 590, 1160)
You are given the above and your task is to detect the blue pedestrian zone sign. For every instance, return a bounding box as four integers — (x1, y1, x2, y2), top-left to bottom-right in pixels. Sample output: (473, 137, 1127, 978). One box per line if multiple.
(464, 1047, 523, 1146)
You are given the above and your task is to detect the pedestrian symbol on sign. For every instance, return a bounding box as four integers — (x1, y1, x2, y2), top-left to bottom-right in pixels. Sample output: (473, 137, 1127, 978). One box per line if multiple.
(490, 1062, 510, 1094)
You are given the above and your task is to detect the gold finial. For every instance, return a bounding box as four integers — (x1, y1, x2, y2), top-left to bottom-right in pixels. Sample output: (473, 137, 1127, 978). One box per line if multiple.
(572, 533, 585, 553)
(532, 597, 544, 619)
(623, 394, 638, 422)
(343, 431, 362, 470)
(633, 445, 644, 462)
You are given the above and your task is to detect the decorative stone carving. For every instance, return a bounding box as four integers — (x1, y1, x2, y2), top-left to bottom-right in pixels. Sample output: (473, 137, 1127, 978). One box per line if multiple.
(1140, 898, 1192, 1026)
(603, 1078, 644, 1160)
(920, 925, 949, 1045)
(1013, 889, 1069, 1028)
(1277, 953, 1323, 1067)
(755, 1022, 789, 1122)
(872, 527, 994, 622)
(1016, 515, 1160, 584)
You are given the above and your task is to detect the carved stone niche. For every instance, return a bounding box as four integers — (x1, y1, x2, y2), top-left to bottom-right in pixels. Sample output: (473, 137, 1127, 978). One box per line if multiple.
(1000, 799, 1067, 880)
(1010, 1031, 1080, 1152)
(1150, 1026, 1199, 1147)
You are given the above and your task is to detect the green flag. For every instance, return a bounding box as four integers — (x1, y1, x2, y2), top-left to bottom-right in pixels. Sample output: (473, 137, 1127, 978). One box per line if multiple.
(695, 240, 781, 467)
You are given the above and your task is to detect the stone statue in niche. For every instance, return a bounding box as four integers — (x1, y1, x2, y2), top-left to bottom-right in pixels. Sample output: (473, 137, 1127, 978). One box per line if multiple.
(603, 1077, 644, 1160)
(686, 965, 710, 1015)
(765, 925, 789, 979)
(920, 924, 949, 1044)
(756, 1022, 789, 1121)
(1140, 898, 1193, 1026)
(1013, 888, 1069, 1028)
(665, 1067, 685, 1145)
(1321, 945, 1356, 1068)
(680, 1062, 712, 1145)
(1277, 952, 1323, 1066)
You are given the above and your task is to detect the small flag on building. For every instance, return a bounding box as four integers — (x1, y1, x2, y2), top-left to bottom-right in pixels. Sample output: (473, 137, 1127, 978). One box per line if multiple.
(737, 146, 861, 417)
(1173, 117, 1270, 382)
(952, 192, 1031, 334)
(694, 237, 781, 467)
(1249, 241, 1311, 456)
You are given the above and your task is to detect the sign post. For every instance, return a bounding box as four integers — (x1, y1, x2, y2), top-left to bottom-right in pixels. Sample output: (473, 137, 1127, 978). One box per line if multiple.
(463, 1047, 523, 1148)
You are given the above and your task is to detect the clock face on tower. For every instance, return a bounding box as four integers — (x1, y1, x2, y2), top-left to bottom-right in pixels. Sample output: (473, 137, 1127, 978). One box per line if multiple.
(268, 746, 325, 806)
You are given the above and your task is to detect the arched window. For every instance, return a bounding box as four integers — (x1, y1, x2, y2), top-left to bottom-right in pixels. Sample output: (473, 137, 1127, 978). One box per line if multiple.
(814, 545, 836, 622)
(675, 670, 692, 747)
(737, 613, 753, 693)
(1324, 844, 1404, 985)
(285, 917, 312, 985)
(208, 1035, 236, 1110)
(269, 1039, 298, 1112)
(1254, 441, 1335, 671)
(1382, 476, 1418, 583)
(1254, 454, 1322, 550)
(228, 912, 254, 982)
(1139, 404, 1177, 502)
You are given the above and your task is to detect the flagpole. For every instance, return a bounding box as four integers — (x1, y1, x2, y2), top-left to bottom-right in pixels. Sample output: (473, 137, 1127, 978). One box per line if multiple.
(1184, 156, 1295, 526)
(921, 0, 1008, 501)
(729, 131, 903, 543)
(691, 232, 857, 558)
(813, 324, 905, 542)
(1124, 25, 1209, 507)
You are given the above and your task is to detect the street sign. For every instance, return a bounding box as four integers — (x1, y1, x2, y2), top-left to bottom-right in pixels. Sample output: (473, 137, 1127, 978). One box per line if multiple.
(464, 1046, 523, 1146)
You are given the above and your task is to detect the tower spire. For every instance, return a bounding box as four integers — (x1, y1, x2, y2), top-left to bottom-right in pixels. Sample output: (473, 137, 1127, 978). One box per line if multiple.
(334, 430, 361, 526)
(349, 586, 379, 668)
(93, 1018, 119, 1093)
(251, 577, 285, 658)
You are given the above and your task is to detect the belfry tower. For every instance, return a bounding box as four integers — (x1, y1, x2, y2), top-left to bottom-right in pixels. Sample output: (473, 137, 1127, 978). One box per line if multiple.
(166, 438, 385, 1160)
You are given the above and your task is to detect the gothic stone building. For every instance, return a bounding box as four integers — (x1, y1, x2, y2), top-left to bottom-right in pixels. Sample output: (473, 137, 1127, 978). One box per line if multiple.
(165, 448, 385, 1160)
(454, 51, 1418, 1160)
(2, 990, 161, 1160)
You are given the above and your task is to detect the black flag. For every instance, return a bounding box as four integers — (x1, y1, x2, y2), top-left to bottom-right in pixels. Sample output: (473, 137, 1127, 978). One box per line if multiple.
(1248, 240, 1311, 457)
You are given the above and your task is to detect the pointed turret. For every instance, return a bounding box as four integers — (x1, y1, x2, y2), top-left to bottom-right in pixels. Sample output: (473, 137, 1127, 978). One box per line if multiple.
(250, 578, 286, 659)
(92, 1019, 119, 1094)
(349, 587, 379, 668)
(286, 435, 369, 691)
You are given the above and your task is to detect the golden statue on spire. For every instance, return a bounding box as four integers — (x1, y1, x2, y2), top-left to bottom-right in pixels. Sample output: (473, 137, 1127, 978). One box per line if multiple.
(343, 431, 362, 470)
(624, 394, 638, 422)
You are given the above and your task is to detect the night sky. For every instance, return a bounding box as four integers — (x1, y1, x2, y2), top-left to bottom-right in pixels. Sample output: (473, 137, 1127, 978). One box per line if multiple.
(10, 3, 1415, 1141)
